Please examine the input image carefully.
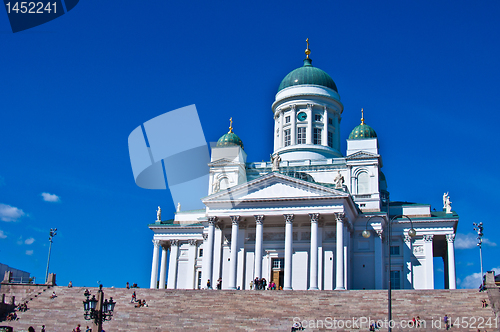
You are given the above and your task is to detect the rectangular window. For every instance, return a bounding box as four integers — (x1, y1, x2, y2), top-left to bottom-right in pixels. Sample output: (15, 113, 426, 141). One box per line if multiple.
(390, 270, 401, 289)
(328, 117, 333, 125)
(390, 246, 400, 256)
(313, 128, 322, 144)
(297, 127, 306, 144)
(199, 248, 203, 257)
(314, 114, 322, 121)
(284, 129, 291, 147)
(328, 131, 333, 148)
(285, 116, 290, 123)
(197, 271, 202, 289)
(272, 258, 284, 269)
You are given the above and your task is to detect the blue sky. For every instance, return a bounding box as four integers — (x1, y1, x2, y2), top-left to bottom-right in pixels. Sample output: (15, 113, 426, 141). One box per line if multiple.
(0, 1, 499, 289)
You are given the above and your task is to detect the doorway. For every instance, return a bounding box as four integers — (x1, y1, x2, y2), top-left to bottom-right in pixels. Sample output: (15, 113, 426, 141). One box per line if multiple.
(271, 258, 284, 289)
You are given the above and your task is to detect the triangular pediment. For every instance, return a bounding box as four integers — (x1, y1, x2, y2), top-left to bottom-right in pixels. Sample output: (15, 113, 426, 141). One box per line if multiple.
(346, 151, 379, 160)
(203, 172, 348, 206)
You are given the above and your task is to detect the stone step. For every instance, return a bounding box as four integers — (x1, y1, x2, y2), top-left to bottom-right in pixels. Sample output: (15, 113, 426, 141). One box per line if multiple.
(2, 287, 497, 331)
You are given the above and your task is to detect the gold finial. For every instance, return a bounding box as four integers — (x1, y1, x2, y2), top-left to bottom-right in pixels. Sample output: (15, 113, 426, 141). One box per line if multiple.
(229, 117, 233, 133)
(305, 38, 311, 59)
(361, 108, 365, 125)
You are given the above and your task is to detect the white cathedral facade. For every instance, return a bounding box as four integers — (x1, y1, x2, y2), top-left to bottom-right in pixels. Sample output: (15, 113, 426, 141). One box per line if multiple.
(148, 47, 458, 291)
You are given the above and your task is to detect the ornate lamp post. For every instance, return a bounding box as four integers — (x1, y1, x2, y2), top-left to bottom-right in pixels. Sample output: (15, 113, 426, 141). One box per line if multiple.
(45, 228, 57, 283)
(473, 222, 484, 280)
(83, 285, 116, 332)
(363, 214, 416, 331)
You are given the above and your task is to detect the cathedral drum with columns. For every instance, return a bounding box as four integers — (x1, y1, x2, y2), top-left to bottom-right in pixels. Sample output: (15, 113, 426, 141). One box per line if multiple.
(148, 43, 458, 291)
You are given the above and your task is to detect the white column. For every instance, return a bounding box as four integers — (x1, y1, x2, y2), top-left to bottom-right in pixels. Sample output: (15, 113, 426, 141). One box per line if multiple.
(446, 234, 456, 289)
(322, 106, 328, 147)
(284, 214, 294, 290)
(403, 235, 413, 289)
(318, 222, 323, 290)
(187, 239, 198, 289)
(344, 231, 348, 290)
(290, 104, 297, 146)
(423, 235, 434, 289)
(254, 215, 264, 282)
(167, 240, 179, 289)
(278, 111, 284, 149)
(159, 244, 168, 289)
(212, 227, 223, 283)
(150, 239, 160, 289)
(203, 217, 217, 289)
(306, 104, 313, 144)
(228, 216, 240, 290)
(335, 213, 345, 290)
(309, 213, 319, 290)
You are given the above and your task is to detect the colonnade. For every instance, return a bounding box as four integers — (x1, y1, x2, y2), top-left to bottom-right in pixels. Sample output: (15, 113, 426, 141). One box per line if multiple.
(149, 218, 457, 290)
(149, 212, 350, 290)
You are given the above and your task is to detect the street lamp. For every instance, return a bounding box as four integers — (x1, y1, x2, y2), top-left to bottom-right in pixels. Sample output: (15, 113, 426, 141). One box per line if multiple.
(83, 284, 116, 331)
(45, 228, 57, 283)
(473, 222, 484, 280)
(363, 214, 416, 331)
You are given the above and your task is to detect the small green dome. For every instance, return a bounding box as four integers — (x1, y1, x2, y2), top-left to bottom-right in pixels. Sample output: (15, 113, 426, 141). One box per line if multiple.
(278, 58, 338, 93)
(217, 132, 244, 149)
(348, 123, 377, 140)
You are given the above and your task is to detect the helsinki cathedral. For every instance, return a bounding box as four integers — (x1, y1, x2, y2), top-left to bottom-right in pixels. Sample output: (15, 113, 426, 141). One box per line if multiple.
(148, 42, 458, 291)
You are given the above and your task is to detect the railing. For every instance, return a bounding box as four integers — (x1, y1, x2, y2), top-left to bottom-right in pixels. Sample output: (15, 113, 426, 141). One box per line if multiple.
(8, 276, 35, 284)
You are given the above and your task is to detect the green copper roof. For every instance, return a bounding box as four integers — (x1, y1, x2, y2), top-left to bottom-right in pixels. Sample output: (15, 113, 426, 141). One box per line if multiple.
(278, 58, 338, 93)
(217, 132, 244, 149)
(348, 123, 377, 140)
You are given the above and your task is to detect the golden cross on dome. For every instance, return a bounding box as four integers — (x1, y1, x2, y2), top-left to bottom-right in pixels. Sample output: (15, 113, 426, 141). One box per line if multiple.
(229, 117, 233, 133)
(361, 108, 365, 125)
(305, 38, 311, 59)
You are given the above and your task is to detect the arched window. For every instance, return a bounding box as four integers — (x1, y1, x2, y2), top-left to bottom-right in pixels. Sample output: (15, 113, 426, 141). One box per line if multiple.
(357, 172, 370, 194)
(219, 177, 230, 190)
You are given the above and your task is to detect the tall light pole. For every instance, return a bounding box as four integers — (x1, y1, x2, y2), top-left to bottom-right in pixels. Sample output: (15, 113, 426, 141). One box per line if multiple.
(473, 222, 484, 280)
(45, 228, 57, 283)
(363, 214, 416, 332)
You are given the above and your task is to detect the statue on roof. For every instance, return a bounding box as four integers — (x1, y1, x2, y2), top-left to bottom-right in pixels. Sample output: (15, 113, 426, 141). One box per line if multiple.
(156, 206, 161, 221)
(334, 171, 344, 189)
(177, 202, 181, 213)
(443, 192, 452, 214)
(271, 153, 281, 172)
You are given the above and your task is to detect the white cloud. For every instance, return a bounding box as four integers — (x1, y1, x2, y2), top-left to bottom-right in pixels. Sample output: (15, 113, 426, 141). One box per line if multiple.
(0, 204, 25, 222)
(25, 250, 33, 256)
(41, 192, 61, 203)
(17, 236, 23, 245)
(25, 237, 35, 245)
(459, 267, 500, 289)
(0, 230, 6, 239)
(455, 233, 497, 249)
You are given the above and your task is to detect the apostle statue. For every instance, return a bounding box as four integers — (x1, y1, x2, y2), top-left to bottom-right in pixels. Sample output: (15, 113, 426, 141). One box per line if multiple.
(156, 206, 161, 221)
(177, 202, 181, 213)
(443, 192, 452, 214)
(334, 171, 344, 189)
(271, 153, 281, 172)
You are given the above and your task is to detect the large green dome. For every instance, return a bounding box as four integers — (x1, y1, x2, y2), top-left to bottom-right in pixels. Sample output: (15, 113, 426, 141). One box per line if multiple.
(217, 132, 244, 149)
(278, 58, 338, 93)
(348, 123, 377, 140)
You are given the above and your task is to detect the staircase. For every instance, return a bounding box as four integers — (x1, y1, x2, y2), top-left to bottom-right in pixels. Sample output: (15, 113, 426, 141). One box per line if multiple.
(2, 287, 498, 331)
